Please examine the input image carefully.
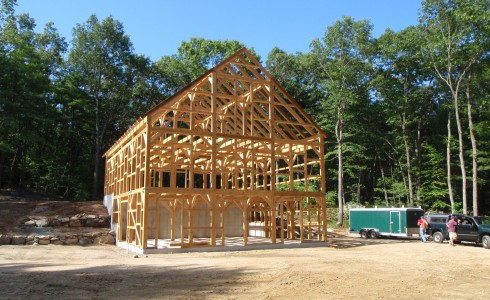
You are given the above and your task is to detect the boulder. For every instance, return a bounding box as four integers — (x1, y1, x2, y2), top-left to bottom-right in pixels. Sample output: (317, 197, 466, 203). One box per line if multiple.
(85, 216, 109, 227)
(35, 218, 50, 227)
(24, 220, 36, 226)
(78, 236, 91, 246)
(11, 235, 26, 245)
(37, 237, 50, 245)
(64, 237, 79, 245)
(94, 234, 115, 245)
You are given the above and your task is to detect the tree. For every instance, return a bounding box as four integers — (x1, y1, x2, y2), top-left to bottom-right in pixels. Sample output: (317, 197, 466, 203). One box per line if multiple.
(420, 0, 490, 215)
(0, 1, 67, 192)
(374, 26, 436, 208)
(68, 15, 139, 199)
(310, 17, 374, 225)
(153, 38, 257, 96)
(266, 47, 320, 115)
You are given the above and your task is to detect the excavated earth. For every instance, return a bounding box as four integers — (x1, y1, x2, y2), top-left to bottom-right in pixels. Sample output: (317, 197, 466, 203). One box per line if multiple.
(0, 190, 114, 246)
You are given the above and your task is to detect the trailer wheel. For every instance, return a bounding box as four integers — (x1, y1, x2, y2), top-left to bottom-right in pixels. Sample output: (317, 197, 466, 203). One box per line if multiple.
(360, 230, 368, 239)
(482, 235, 490, 249)
(433, 232, 444, 243)
(368, 230, 378, 239)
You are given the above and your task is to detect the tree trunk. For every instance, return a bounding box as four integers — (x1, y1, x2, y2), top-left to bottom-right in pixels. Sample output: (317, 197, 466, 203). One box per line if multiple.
(446, 112, 455, 213)
(92, 139, 101, 200)
(453, 92, 467, 214)
(92, 96, 103, 200)
(8, 148, 18, 189)
(402, 110, 414, 207)
(0, 151, 3, 188)
(336, 101, 344, 226)
(466, 77, 478, 216)
(415, 114, 423, 206)
(380, 165, 389, 206)
(390, 162, 396, 206)
(337, 134, 344, 226)
(356, 168, 361, 204)
(396, 158, 408, 205)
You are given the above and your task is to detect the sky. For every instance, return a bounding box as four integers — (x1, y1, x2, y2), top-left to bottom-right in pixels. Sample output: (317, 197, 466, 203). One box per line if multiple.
(15, 0, 422, 61)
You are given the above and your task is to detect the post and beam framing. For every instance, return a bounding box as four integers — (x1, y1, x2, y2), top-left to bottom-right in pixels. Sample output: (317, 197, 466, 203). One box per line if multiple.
(103, 48, 327, 251)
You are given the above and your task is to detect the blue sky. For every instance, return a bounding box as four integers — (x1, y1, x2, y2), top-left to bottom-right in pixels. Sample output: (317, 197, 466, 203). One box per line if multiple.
(15, 0, 422, 61)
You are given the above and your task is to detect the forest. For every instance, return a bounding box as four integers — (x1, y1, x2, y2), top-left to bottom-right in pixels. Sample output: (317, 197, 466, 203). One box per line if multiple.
(1, 0, 489, 222)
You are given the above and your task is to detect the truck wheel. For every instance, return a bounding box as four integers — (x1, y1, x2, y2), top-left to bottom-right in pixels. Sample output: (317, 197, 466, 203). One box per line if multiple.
(433, 232, 444, 243)
(360, 230, 368, 239)
(368, 230, 378, 239)
(482, 236, 490, 249)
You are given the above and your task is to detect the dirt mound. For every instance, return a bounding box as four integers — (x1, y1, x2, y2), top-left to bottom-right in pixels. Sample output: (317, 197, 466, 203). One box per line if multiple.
(0, 190, 110, 235)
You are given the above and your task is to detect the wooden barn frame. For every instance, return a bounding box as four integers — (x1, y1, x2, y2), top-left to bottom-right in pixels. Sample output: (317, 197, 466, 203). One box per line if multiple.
(103, 48, 327, 252)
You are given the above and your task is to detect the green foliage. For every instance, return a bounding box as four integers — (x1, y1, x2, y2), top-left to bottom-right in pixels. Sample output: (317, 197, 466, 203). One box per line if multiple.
(325, 191, 337, 207)
(418, 142, 449, 210)
(153, 38, 258, 95)
(266, 48, 321, 115)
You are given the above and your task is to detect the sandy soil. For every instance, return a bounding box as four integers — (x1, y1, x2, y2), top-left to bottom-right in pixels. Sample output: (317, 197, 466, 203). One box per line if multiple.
(1, 232, 489, 300)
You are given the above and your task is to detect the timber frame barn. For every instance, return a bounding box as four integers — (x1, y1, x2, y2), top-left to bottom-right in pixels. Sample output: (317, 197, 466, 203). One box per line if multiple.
(103, 48, 327, 252)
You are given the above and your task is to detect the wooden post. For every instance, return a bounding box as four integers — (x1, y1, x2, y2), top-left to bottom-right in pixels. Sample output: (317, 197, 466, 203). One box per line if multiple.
(243, 198, 248, 246)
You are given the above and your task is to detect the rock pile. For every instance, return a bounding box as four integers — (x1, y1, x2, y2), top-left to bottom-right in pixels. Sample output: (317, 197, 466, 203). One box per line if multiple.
(0, 230, 115, 246)
(23, 213, 110, 228)
(0, 211, 115, 246)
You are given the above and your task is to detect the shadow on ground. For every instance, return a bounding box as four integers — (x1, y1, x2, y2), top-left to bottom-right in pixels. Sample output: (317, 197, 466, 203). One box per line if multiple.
(0, 261, 249, 299)
(326, 232, 422, 249)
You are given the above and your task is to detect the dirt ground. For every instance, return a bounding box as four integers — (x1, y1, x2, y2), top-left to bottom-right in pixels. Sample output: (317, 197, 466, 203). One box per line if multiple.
(0, 191, 489, 299)
(0, 232, 488, 299)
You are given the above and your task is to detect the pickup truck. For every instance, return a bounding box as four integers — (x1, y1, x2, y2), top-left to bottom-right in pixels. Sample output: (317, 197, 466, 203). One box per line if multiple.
(427, 214, 490, 249)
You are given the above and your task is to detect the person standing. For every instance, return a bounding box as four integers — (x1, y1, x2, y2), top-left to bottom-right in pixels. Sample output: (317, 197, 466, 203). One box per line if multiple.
(417, 216, 428, 242)
(447, 215, 458, 246)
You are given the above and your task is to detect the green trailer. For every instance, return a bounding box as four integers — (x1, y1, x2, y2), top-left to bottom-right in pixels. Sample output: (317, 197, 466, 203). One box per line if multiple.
(349, 207, 424, 238)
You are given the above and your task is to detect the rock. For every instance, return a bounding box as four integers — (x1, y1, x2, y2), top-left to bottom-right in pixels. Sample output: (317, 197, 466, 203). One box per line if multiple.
(50, 218, 63, 226)
(25, 235, 36, 245)
(37, 235, 51, 245)
(78, 237, 91, 246)
(11, 235, 26, 245)
(69, 217, 82, 227)
(35, 219, 50, 227)
(94, 234, 115, 245)
(64, 237, 79, 245)
(38, 238, 50, 245)
(85, 217, 104, 227)
(24, 220, 36, 226)
(0, 235, 11, 245)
